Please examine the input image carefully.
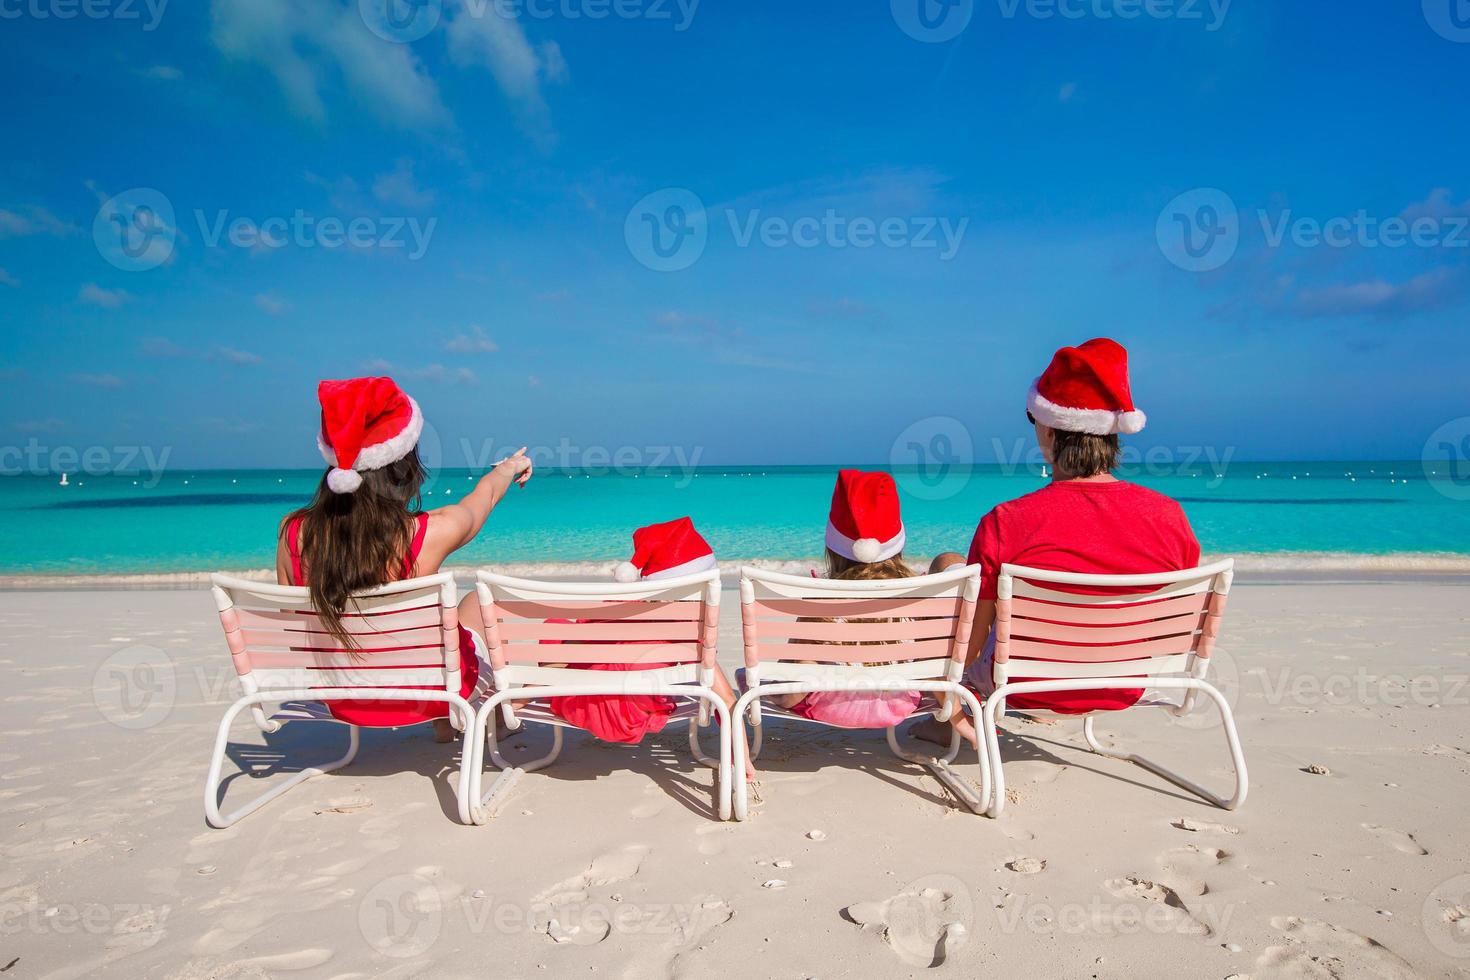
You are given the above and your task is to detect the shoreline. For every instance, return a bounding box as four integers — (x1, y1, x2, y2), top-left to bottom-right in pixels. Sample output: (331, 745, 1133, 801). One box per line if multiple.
(5, 551, 1470, 590)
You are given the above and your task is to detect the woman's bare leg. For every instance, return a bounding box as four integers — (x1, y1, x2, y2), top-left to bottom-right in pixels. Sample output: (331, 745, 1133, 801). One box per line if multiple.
(708, 666, 757, 781)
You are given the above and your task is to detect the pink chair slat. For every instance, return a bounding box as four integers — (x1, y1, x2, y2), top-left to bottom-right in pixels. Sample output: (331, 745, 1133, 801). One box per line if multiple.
(499, 642, 702, 665)
(492, 599, 704, 621)
(494, 620, 700, 642)
(756, 636, 955, 664)
(749, 597, 962, 619)
(1004, 633, 1199, 664)
(243, 648, 447, 670)
(232, 605, 443, 633)
(1008, 611, 1205, 645)
(240, 625, 445, 652)
(1196, 591, 1229, 660)
(1010, 592, 1210, 625)
(755, 618, 959, 643)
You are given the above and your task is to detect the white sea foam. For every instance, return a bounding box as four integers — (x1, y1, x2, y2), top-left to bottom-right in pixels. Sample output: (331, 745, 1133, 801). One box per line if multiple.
(5, 553, 1470, 590)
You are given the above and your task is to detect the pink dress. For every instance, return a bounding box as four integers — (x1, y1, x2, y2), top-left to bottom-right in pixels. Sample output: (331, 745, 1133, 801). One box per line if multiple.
(286, 514, 480, 727)
(788, 689, 922, 729)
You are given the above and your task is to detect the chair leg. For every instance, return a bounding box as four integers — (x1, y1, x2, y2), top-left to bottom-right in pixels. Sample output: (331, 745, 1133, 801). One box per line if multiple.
(731, 688, 759, 822)
(982, 692, 1007, 817)
(1081, 684, 1249, 810)
(204, 698, 360, 829)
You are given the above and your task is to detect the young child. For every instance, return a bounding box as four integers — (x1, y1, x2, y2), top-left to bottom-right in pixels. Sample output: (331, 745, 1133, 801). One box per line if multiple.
(543, 517, 756, 778)
(277, 376, 533, 742)
(775, 470, 926, 729)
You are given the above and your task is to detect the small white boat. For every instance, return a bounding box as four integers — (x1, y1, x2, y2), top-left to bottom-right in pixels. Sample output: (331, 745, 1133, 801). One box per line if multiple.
(1040, 465, 1049, 479)
(58, 473, 69, 486)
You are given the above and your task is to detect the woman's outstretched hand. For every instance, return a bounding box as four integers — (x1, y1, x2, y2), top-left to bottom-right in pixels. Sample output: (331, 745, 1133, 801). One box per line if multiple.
(494, 446, 534, 488)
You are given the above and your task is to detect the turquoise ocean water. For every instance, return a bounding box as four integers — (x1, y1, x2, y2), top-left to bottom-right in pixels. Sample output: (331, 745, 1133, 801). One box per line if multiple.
(2, 462, 1468, 579)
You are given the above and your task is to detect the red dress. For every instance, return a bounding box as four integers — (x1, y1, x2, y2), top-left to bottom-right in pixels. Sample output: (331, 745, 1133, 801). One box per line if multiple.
(286, 514, 480, 727)
(541, 620, 677, 744)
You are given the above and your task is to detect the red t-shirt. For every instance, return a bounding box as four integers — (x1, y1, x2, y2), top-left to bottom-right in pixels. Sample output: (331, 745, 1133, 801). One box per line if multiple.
(967, 479, 1201, 713)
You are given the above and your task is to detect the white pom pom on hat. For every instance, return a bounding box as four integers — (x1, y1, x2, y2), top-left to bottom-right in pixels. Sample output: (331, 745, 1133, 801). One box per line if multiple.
(613, 561, 642, 583)
(327, 467, 364, 494)
(851, 537, 883, 563)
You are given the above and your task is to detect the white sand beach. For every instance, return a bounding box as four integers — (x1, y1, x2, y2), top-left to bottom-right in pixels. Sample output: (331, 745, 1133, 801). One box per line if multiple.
(2, 578, 1468, 979)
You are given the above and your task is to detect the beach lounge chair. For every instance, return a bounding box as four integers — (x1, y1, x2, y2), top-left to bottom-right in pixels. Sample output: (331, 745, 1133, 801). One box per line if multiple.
(204, 572, 483, 828)
(464, 568, 729, 825)
(731, 564, 988, 821)
(982, 559, 1247, 817)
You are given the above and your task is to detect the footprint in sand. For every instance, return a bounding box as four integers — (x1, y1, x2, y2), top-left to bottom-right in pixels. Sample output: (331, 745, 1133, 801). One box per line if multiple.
(1163, 843, 1232, 872)
(844, 874, 973, 968)
(1172, 817, 1241, 836)
(1361, 824, 1427, 856)
(533, 845, 651, 946)
(1260, 916, 1416, 979)
(693, 823, 729, 856)
(1103, 876, 1214, 937)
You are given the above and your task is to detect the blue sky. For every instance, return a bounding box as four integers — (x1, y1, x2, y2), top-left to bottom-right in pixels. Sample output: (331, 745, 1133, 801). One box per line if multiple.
(2, 0, 1468, 469)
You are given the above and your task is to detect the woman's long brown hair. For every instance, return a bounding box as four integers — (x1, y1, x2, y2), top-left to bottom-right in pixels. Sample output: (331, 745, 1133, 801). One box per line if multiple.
(285, 450, 427, 649)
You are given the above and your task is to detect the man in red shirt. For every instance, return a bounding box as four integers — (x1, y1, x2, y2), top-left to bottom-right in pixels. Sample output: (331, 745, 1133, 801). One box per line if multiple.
(918, 338, 1201, 746)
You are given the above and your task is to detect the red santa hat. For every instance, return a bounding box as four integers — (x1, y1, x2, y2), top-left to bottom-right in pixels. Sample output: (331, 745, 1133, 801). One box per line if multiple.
(613, 517, 718, 583)
(315, 377, 424, 494)
(825, 469, 905, 564)
(1027, 338, 1147, 436)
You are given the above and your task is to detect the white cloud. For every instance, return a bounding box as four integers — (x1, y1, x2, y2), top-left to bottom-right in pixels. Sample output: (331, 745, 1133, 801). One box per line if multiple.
(255, 292, 290, 315)
(1059, 82, 1077, 102)
(0, 205, 72, 239)
(79, 283, 133, 308)
(373, 158, 436, 208)
(216, 346, 264, 366)
(209, 0, 450, 129)
(0, 267, 18, 288)
(1292, 268, 1464, 318)
(1400, 188, 1470, 222)
(444, 1, 565, 146)
(140, 65, 183, 80)
(445, 325, 498, 354)
(140, 336, 263, 365)
(69, 373, 125, 389)
(13, 418, 65, 434)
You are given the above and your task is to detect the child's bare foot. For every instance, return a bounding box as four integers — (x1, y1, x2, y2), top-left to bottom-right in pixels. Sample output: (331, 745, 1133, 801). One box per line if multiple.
(432, 717, 455, 743)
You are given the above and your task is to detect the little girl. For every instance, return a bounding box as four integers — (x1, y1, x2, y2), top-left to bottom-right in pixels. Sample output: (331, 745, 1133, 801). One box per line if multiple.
(277, 376, 533, 741)
(543, 517, 756, 779)
(776, 470, 925, 729)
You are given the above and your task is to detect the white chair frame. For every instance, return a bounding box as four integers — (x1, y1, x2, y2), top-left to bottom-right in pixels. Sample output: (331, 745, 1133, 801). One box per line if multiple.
(732, 564, 989, 821)
(205, 572, 484, 828)
(982, 559, 1247, 817)
(464, 569, 730, 825)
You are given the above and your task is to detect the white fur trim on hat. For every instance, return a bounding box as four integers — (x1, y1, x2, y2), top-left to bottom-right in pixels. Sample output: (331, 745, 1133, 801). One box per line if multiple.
(327, 467, 363, 494)
(317, 397, 425, 471)
(825, 521, 905, 564)
(613, 561, 642, 583)
(642, 553, 718, 581)
(1028, 382, 1146, 436)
